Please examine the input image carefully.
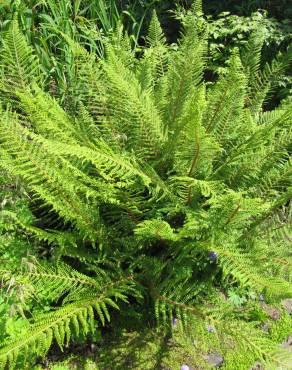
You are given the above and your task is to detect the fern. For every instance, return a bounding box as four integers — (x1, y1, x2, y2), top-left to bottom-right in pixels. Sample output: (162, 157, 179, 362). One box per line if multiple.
(147, 10, 166, 48)
(0, 261, 135, 370)
(0, 17, 43, 101)
(0, 7, 291, 369)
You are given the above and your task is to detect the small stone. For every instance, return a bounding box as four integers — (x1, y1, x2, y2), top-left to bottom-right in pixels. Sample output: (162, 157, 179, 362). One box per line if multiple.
(90, 343, 97, 352)
(260, 323, 270, 333)
(250, 361, 264, 370)
(262, 304, 281, 320)
(181, 365, 190, 370)
(280, 335, 292, 349)
(281, 299, 292, 314)
(203, 351, 224, 368)
(225, 338, 236, 349)
(259, 294, 265, 302)
(219, 290, 228, 300)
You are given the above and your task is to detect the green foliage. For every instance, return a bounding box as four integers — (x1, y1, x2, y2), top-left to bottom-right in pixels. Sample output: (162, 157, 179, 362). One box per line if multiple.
(204, 0, 292, 20)
(0, 260, 135, 370)
(206, 11, 292, 103)
(0, 6, 291, 369)
(0, 0, 147, 102)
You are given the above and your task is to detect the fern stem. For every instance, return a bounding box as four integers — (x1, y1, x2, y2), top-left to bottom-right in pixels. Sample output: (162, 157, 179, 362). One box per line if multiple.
(224, 204, 241, 226)
(158, 295, 204, 318)
(186, 138, 200, 205)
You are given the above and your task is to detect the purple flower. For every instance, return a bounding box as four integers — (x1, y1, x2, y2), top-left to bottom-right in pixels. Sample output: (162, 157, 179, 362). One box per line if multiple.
(181, 365, 190, 370)
(209, 251, 218, 261)
(207, 325, 216, 333)
(172, 317, 178, 327)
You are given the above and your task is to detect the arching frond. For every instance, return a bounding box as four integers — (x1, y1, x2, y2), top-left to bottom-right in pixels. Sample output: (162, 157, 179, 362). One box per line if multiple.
(0, 262, 135, 370)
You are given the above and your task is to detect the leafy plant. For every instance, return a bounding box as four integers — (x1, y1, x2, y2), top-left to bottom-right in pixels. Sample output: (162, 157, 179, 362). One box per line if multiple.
(204, 0, 292, 20)
(204, 10, 292, 104)
(0, 0, 147, 102)
(0, 3, 291, 369)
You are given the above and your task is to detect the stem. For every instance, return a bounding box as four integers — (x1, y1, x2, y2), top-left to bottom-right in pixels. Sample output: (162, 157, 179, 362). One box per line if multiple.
(186, 138, 200, 205)
(224, 204, 241, 226)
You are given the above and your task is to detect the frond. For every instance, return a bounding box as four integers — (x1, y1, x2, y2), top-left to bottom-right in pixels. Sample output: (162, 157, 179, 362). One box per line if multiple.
(59, 34, 107, 120)
(0, 210, 77, 248)
(172, 85, 220, 179)
(101, 46, 166, 160)
(261, 201, 292, 246)
(146, 10, 166, 48)
(212, 102, 291, 186)
(258, 157, 292, 198)
(0, 114, 101, 240)
(214, 244, 292, 298)
(170, 177, 222, 205)
(191, 0, 203, 16)
(16, 87, 78, 144)
(107, 23, 136, 67)
(0, 269, 134, 370)
(0, 17, 43, 93)
(203, 52, 247, 147)
(135, 220, 177, 242)
(247, 45, 292, 116)
(163, 13, 208, 154)
(138, 16, 168, 91)
(154, 281, 205, 330)
(241, 28, 265, 82)
(23, 260, 124, 303)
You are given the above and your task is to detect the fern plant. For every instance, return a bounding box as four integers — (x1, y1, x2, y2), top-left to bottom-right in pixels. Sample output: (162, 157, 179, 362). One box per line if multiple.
(0, 3, 291, 369)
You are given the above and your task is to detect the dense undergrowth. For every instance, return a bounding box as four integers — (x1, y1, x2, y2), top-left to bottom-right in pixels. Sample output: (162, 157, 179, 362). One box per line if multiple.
(0, 1, 291, 369)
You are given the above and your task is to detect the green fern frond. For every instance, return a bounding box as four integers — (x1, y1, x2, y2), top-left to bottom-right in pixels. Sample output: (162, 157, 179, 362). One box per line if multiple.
(204, 52, 247, 147)
(102, 46, 166, 160)
(191, 0, 203, 17)
(0, 112, 102, 240)
(248, 45, 292, 116)
(214, 245, 292, 297)
(147, 10, 166, 48)
(0, 210, 77, 248)
(154, 281, 205, 330)
(172, 85, 221, 180)
(169, 177, 221, 205)
(15, 88, 78, 144)
(135, 219, 177, 242)
(0, 17, 43, 93)
(0, 298, 109, 370)
(164, 13, 207, 141)
(0, 263, 135, 370)
(241, 28, 266, 81)
(140, 23, 168, 90)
